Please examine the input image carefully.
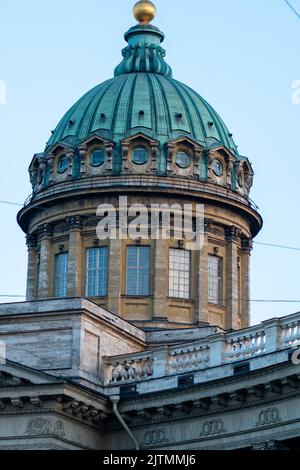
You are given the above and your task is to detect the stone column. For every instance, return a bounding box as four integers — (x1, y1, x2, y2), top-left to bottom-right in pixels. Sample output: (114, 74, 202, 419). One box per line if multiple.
(153, 239, 168, 320)
(38, 224, 53, 299)
(225, 226, 241, 330)
(67, 216, 83, 297)
(107, 239, 122, 315)
(26, 234, 37, 301)
(241, 237, 253, 328)
(195, 231, 209, 324)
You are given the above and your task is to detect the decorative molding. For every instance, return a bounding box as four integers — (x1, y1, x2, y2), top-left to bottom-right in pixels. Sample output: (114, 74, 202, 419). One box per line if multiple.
(26, 234, 37, 251)
(241, 237, 253, 254)
(38, 223, 54, 240)
(141, 428, 169, 447)
(25, 418, 65, 438)
(66, 215, 83, 231)
(256, 407, 282, 427)
(225, 225, 242, 243)
(200, 419, 227, 437)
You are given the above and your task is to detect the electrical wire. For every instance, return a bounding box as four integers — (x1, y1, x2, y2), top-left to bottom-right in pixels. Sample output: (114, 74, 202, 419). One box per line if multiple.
(283, 0, 300, 19)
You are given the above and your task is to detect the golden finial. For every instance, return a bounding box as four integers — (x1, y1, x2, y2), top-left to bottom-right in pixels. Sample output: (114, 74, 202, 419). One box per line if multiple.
(133, 1, 156, 24)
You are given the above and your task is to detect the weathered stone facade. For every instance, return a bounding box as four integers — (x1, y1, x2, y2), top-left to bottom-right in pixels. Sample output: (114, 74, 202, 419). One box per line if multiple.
(2, 0, 298, 451)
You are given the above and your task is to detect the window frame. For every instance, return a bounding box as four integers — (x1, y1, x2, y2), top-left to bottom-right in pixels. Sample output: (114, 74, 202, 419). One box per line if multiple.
(125, 245, 151, 297)
(85, 246, 109, 297)
(54, 252, 68, 298)
(208, 255, 223, 306)
(168, 248, 191, 300)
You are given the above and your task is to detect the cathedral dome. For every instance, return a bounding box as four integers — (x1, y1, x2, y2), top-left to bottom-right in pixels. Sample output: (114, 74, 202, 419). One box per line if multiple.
(45, 24, 237, 155)
(45, 75, 237, 156)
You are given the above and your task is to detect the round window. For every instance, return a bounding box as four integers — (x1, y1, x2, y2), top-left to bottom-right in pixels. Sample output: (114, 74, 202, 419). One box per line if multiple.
(175, 151, 190, 169)
(90, 148, 106, 167)
(57, 155, 68, 174)
(132, 147, 149, 165)
(212, 159, 223, 177)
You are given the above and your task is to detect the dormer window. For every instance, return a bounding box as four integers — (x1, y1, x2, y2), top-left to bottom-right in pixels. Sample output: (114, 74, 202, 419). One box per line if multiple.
(57, 154, 68, 174)
(175, 151, 191, 169)
(212, 159, 223, 177)
(90, 148, 106, 167)
(132, 147, 149, 165)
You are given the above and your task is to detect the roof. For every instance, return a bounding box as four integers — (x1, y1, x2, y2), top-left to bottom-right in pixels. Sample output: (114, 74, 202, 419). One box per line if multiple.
(45, 23, 238, 155)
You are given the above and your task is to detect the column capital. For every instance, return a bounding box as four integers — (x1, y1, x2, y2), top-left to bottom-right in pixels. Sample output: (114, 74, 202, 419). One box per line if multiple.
(241, 237, 253, 254)
(225, 225, 241, 243)
(38, 223, 53, 240)
(26, 234, 37, 251)
(66, 215, 83, 231)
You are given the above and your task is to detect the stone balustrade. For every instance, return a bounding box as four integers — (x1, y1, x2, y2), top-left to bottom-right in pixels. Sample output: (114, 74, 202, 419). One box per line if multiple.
(167, 345, 210, 374)
(104, 351, 154, 384)
(103, 313, 300, 385)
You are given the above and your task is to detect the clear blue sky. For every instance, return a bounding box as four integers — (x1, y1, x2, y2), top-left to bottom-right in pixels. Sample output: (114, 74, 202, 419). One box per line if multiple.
(0, 0, 299, 325)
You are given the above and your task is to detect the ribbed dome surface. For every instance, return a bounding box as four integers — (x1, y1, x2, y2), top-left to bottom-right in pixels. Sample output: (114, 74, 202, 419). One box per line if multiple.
(46, 73, 237, 154)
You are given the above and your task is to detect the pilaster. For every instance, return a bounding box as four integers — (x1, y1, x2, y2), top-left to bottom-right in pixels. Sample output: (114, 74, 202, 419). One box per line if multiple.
(66, 216, 83, 297)
(37, 224, 53, 299)
(225, 226, 241, 330)
(26, 234, 37, 301)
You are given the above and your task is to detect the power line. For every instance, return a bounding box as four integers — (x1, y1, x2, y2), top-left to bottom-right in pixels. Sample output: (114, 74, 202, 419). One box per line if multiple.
(0, 200, 23, 207)
(0, 295, 300, 304)
(283, 0, 300, 19)
(1, 199, 300, 252)
(254, 241, 300, 252)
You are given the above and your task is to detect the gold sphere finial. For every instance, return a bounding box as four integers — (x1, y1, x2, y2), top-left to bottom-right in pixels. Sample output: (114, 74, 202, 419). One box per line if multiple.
(133, 0, 156, 24)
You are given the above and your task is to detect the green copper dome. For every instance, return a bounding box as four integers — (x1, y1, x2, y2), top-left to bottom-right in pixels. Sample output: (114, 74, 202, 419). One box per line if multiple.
(45, 24, 238, 155)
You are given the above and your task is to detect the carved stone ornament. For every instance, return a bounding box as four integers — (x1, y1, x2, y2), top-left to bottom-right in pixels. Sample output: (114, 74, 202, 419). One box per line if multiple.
(25, 418, 65, 437)
(141, 428, 169, 447)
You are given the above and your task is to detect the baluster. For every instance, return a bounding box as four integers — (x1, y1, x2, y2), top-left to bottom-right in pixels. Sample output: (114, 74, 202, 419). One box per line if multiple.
(190, 349, 197, 369)
(183, 351, 191, 370)
(177, 352, 184, 371)
(111, 362, 119, 383)
(127, 360, 135, 381)
(135, 359, 142, 379)
(120, 362, 128, 382)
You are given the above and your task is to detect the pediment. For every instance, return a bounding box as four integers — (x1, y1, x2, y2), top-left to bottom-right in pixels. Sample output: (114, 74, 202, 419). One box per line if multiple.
(167, 136, 203, 150)
(121, 132, 159, 146)
(78, 133, 114, 149)
(0, 360, 61, 387)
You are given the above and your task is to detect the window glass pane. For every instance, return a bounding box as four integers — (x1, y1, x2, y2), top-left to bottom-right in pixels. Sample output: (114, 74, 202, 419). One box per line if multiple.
(169, 248, 190, 299)
(90, 149, 106, 167)
(55, 253, 68, 298)
(132, 148, 149, 165)
(126, 246, 150, 296)
(208, 255, 222, 305)
(175, 152, 190, 169)
(57, 155, 68, 174)
(86, 247, 108, 297)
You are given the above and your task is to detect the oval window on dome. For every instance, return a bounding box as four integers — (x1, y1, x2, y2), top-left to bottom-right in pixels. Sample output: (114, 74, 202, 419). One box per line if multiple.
(212, 159, 223, 177)
(176, 151, 191, 169)
(132, 147, 149, 165)
(57, 155, 68, 174)
(90, 148, 106, 167)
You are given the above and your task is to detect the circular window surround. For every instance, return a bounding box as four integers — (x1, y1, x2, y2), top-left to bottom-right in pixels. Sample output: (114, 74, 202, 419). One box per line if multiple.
(175, 150, 191, 169)
(212, 159, 224, 177)
(132, 146, 149, 165)
(89, 147, 106, 167)
(57, 154, 69, 174)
